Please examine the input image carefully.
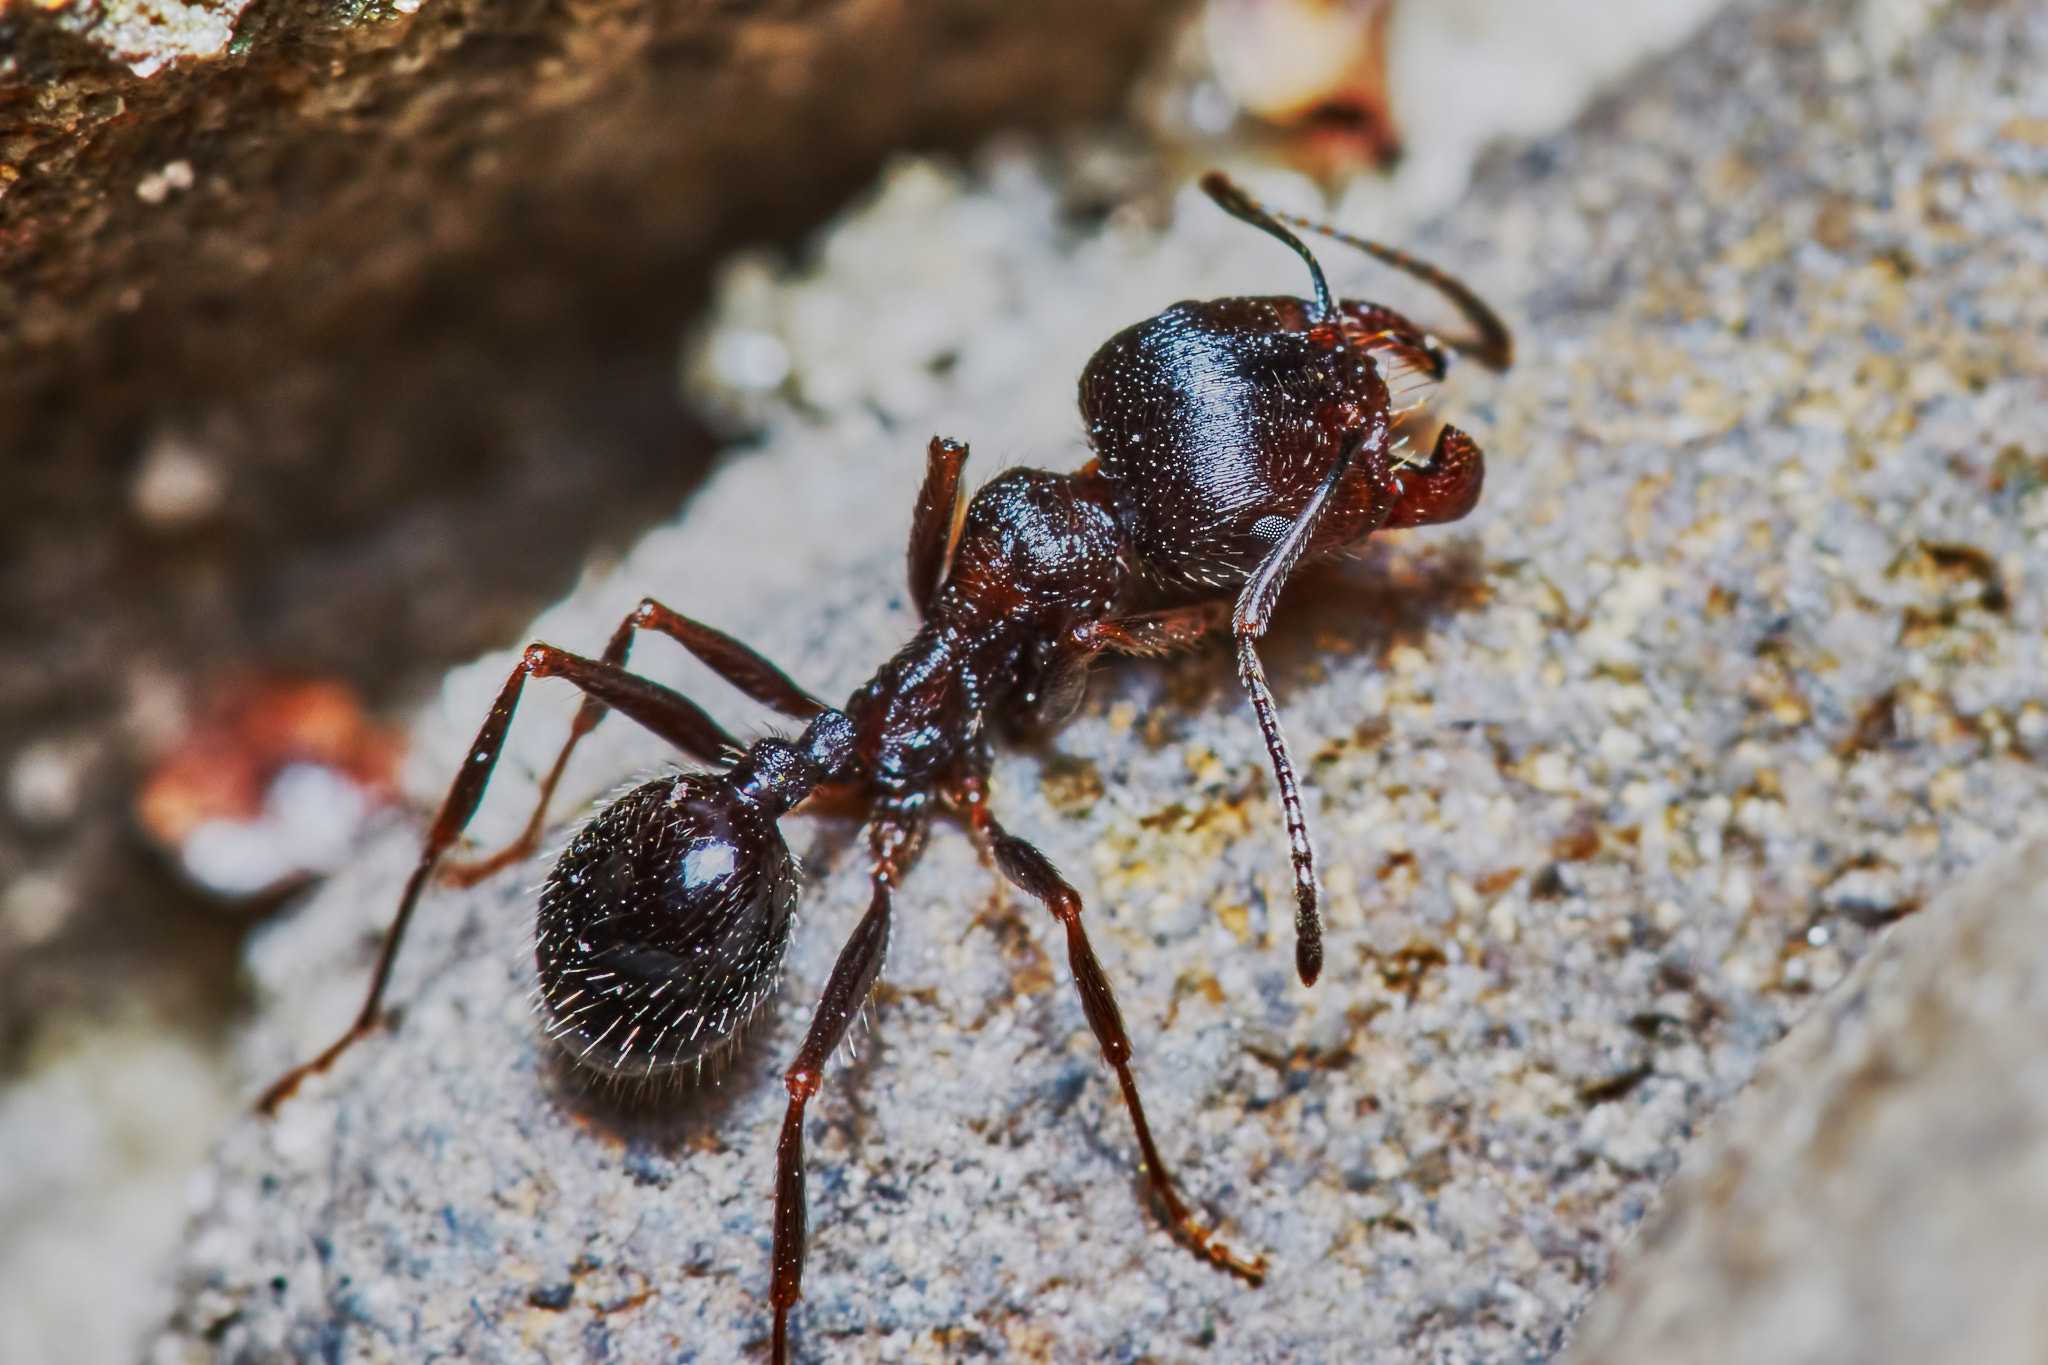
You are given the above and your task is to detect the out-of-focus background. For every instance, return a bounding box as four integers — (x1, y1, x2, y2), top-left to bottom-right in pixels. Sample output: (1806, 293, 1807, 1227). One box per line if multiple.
(6, 0, 2042, 1361)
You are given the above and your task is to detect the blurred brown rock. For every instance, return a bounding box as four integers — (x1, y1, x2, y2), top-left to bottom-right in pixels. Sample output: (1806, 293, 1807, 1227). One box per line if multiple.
(0, 0, 1179, 1037)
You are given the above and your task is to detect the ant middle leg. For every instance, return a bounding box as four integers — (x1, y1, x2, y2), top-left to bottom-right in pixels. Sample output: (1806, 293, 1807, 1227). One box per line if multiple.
(955, 781, 1267, 1285)
(257, 643, 746, 1114)
(770, 810, 924, 1365)
(442, 598, 827, 887)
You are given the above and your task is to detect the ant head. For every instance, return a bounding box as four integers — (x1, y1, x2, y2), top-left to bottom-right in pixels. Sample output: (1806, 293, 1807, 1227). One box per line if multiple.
(536, 772, 798, 1078)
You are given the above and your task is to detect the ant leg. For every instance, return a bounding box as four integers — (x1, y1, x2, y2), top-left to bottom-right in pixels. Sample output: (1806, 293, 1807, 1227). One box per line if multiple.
(770, 813, 923, 1365)
(907, 437, 969, 619)
(1022, 604, 1229, 733)
(1233, 438, 1365, 988)
(1087, 601, 1228, 656)
(1384, 424, 1484, 528)
(443, 597, 825, 887)
(624, 599, 829, 720)
(956, 781, 1267, 1285)
(256, 643, 744, 1114)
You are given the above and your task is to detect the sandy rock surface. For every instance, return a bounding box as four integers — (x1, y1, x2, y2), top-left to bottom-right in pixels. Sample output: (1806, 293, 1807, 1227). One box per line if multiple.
(1562, 829, 2048, 1365)
(163, 0, 2048, 1359)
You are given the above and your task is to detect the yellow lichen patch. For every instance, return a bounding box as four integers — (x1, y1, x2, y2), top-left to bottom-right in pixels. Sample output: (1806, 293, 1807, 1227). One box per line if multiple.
(1996, 114, 2048, 145)
(1889, 539, 2006, 608)
(1371, 939, 1447, 1001)
(1743, 657, 1812, 729)
(998, 1315, 1060, 1362)
(1090, 753, 1269, 943)
(1475, 866, 1524, 897)
(1162, 968, 1226, 1029)
(968, 892, 1056, 1011)
(1215, 900, 1252, 944)
(1676, 379, 1743, 439)
(1885, 540, 2010, 670)
(1037, 752, 1104, 814)
(1624, 472, 1674, 543)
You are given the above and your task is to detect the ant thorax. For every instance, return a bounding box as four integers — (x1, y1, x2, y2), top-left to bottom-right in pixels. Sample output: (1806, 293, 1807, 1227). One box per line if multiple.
(928, 467, 1124, 623)
(845, 466, 1125, 792)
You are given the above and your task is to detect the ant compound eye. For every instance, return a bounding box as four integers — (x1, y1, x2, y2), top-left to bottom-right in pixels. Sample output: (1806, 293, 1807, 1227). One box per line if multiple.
(536, 774, 797, 1077)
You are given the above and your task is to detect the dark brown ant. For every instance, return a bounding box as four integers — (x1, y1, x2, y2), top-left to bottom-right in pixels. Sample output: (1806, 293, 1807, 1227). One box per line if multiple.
(256, 172, 1511, 1362)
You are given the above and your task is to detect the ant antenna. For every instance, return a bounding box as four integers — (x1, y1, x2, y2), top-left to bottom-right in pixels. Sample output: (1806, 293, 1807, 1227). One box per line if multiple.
(1200, 173, 1514, 372)
(1199, 172, 1335, 323)
(1279, 216, 1512, 372)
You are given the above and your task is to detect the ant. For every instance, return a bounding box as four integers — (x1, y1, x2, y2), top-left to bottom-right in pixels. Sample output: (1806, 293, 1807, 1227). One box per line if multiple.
(257, 172, 1511, 1362)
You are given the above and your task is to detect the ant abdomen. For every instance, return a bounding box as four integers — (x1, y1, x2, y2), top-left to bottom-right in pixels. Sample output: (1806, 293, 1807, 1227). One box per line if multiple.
(535, 772, 798, 1078)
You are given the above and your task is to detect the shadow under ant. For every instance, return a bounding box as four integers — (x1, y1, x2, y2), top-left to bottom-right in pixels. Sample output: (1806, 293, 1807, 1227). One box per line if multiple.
(1093, 533, 1491, 731)
(541, 996, 789, 1158)
(1263, 533, 1492, 674)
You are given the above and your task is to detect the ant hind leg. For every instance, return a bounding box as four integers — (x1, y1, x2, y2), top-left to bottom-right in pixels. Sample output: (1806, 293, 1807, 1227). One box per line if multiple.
(957, 780, 1266, 1284)
(256, 643, 745, 1114)
(770, 811, 924, 1365)
(442, 598, 826, 887)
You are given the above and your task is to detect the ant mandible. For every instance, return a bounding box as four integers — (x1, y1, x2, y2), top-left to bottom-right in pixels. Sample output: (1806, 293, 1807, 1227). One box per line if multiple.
(257, 172, 1512, 1362)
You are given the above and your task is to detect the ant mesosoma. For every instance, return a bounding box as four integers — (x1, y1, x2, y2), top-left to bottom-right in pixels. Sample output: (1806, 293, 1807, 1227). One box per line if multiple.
(257, 172, 1511, 1361)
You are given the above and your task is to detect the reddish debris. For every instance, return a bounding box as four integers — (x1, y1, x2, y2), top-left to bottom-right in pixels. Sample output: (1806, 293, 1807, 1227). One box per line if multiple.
(138, 676, 405, 895)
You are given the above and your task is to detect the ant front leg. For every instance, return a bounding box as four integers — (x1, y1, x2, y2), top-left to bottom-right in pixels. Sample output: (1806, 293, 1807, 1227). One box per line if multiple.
(1022, 604, 1229, 734)
(956, 777, 1267, 1285)
(442, 599, 826, 888)
(1080, 601, 1230, 657)
(770, 808, 926, 1365)
(906, 436, 969, 619)
(257, 643, 746, 1114)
